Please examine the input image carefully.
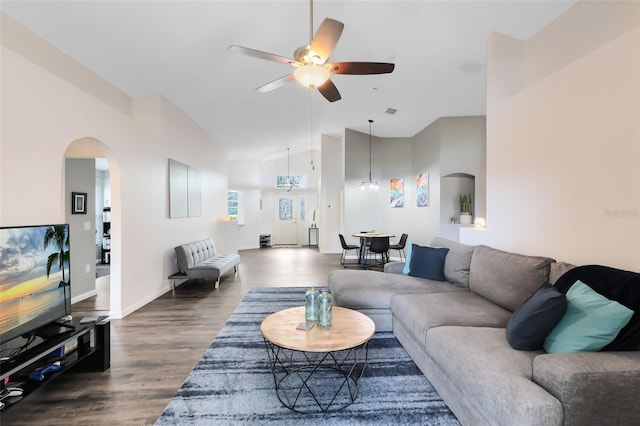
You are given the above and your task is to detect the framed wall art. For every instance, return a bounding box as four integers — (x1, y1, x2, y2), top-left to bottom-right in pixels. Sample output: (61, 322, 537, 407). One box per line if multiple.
(416, 173, 429, 207)
(390, 178, 404, 208)
(72, 192, 87, 214)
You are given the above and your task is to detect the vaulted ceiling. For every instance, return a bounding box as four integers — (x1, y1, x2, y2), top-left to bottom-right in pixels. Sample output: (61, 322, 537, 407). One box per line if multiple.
(1, 1, 576, 160)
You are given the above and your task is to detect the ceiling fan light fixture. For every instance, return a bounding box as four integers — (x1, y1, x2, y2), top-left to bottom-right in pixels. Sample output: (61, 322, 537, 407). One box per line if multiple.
(294, 64, 330, 89)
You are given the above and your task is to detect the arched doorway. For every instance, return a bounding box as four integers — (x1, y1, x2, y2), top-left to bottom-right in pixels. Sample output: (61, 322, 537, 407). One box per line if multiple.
(64, 138, 122, 318)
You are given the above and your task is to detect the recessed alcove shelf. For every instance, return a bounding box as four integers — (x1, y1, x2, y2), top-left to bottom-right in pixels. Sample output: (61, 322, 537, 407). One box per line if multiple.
(440, 173, 475, 242)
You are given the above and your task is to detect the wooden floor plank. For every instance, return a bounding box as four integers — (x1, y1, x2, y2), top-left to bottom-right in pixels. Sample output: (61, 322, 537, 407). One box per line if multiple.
(1, 247, 342, 425)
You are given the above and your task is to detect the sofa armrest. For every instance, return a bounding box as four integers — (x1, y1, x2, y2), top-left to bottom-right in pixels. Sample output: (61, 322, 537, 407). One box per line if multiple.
(533, 351, 640, 426)
(384, 261, 405, 274)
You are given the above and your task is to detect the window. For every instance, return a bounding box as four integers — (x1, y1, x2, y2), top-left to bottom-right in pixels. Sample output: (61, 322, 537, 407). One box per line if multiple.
(278, 198, 293, 220)
(299, 197, 306, 221)
(227, 191, 239, 218)
(276, 175, 307, 189)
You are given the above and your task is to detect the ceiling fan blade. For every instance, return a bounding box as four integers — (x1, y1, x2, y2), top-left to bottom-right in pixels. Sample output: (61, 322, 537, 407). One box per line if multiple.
(317, 79, 341, 102)
(329, 62, 395, 75)
(228, 45, 296, 66)
(310, 18, 344, 63)
(256, 74, 295, 93)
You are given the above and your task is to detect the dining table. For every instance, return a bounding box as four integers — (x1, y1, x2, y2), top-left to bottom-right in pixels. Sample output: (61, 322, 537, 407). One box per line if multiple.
(352, 232, 395, 265)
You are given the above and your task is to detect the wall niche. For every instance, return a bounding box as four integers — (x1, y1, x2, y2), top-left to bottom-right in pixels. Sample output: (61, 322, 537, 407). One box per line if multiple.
(440, 172, 475, 242)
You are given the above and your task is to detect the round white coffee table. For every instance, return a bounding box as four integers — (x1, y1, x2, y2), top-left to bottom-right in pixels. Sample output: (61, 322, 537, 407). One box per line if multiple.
(261, 306, 375, 414)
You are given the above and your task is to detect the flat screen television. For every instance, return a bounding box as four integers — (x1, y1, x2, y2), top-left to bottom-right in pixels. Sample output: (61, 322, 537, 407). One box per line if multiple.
(0, 224, 72, 347)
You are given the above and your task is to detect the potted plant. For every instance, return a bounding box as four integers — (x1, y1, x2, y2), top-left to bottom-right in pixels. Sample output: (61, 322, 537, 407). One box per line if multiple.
(459, 194, 473, 225)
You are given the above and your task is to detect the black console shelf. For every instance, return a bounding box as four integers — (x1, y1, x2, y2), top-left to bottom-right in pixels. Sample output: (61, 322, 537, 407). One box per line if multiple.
(0, 317, 110, 413)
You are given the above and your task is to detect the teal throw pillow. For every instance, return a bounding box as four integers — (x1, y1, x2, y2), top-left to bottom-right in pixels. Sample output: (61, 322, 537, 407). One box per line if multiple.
(408, 245, 449, 281)
(544, 280, 634, 353)
(402, 244, 413, 274)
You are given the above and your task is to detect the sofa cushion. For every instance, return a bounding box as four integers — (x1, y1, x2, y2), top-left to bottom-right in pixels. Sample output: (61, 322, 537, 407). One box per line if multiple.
(533, 351, 640, 426)
(391, 292, 512, 351)
(554, 265, 640, 351)
(544, 280, 634, 354)
(328, 269, 464, 310)
(175, 238, 218, 272)
(549, 261, 576, 284)
(469, 245, 555, 312)
(408, 245, 449, 281)
(426, 326, 563, 425)
(431, 237, 475, 288)
(506, 282, 567, 350)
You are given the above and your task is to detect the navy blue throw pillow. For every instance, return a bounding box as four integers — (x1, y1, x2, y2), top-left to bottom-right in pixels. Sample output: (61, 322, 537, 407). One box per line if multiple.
(506, 282, 567, 351)
(408, 245, 449, 281)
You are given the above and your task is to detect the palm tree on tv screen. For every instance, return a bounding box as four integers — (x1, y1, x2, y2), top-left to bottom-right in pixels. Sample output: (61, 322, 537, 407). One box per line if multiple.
(44, 225, 70, 284)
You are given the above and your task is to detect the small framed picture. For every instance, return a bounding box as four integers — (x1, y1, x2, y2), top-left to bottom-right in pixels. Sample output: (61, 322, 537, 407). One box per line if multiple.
(72, 192, 87, 214)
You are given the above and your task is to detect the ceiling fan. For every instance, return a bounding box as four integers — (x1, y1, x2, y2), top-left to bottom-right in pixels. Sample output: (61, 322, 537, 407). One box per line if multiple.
(228, 0, 395, 102)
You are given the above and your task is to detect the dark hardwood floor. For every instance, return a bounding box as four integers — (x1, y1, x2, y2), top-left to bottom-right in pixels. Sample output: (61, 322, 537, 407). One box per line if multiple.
(1, 247, 342, 425)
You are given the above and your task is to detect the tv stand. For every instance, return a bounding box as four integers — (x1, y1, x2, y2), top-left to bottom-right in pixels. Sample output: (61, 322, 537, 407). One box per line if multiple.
(35, 322, 76, 339)
(0, 317, 110, 414)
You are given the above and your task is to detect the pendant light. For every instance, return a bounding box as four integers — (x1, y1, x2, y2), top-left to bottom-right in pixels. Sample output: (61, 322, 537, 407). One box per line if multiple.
(283, 148, 295, 192)
(360, 119, 379, 190)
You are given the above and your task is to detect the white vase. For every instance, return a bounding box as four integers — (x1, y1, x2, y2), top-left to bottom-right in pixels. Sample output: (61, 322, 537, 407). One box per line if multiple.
(459, 214, 473, 225)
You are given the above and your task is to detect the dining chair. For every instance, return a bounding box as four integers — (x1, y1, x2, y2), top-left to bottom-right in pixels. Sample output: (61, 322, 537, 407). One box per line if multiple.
(338, 234, 360, 267)
(389, 233, 408, 262)
(359, 230, 374, 262)
(368, 237, 390, 266)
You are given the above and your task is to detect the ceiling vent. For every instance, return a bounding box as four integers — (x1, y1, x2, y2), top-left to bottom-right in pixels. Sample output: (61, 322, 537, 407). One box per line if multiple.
(386, 108, 397, 115)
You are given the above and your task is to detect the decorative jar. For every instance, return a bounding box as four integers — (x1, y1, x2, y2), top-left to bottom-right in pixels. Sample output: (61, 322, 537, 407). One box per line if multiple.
(317, 291, 332, 328)
(305, 287, 319, 322)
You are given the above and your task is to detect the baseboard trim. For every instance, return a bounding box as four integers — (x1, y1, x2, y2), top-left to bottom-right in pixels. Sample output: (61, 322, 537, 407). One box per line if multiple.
(71, 289, 98, 304)
(113, 286, 170, 319)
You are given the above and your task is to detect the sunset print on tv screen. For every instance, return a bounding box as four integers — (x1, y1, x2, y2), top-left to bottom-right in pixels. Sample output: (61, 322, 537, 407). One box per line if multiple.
(0, 225, 70, 338)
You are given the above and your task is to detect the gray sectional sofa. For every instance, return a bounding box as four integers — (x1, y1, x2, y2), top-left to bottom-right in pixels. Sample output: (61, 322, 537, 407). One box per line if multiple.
(328, 237, 640, 425)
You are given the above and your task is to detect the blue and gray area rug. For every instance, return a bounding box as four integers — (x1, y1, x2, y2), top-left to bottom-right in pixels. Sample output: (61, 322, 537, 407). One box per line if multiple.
(155, 287, 460, 425)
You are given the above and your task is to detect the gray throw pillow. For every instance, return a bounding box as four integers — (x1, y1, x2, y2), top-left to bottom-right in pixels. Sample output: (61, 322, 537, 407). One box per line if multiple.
(430, 237, 475, 288)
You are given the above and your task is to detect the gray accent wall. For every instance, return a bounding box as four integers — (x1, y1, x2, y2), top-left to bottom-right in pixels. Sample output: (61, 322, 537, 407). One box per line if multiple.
(65, 158, 97, 300)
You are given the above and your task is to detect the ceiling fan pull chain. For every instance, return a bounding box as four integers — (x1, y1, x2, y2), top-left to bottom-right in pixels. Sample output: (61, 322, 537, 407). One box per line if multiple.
(310, 90, 315, 169)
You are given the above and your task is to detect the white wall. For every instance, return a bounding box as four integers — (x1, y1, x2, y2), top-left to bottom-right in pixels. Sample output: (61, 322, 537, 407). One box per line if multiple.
(320, 134, 344, 254)
(462, 1, 640, 271)
(228, 159, 261, 250)
(1, 16, 229, 318)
